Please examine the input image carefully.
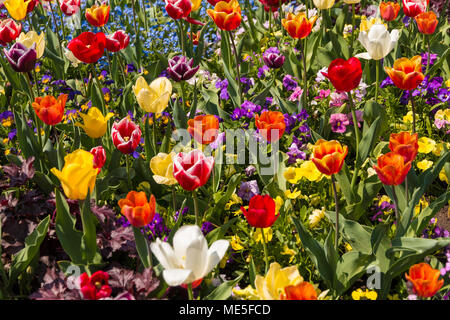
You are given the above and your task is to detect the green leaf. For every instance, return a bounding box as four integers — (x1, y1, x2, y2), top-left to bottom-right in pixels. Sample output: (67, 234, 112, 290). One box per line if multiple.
(334, 251, 374, 295)
(172, 96, 187, 130)
(167, 199, 187, 245)
(206, 217, 238, 245)
(204, 273, 244, 300)
(133, 227, 152, 269)
(80, 193, 99, 264)
(356, 117, 381, 168)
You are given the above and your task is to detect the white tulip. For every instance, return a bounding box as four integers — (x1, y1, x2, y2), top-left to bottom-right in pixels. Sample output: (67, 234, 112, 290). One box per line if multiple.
(356, 24, 400, 60)
(150, 225, 229, 286)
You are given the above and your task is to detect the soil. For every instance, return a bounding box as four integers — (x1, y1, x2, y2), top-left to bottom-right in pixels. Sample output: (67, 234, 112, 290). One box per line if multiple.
(436, 206, 450, 232)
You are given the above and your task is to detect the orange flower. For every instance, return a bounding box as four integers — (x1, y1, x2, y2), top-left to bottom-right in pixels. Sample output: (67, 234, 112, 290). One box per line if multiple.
(255, 111, 286, 142)
(187, 114, 220, 145)
(187, 31, 201, 45)
(379, 2, 400, 21)
(32, 94, 67, 125)
(405, 263, 444, 298)
(118, 191, 156, 228)
(415, 11, 438, 35)
(281, 282, 318, 300)
(207, 0, 241, 31)
(85, 3, 110, 28)
(311, 139, 348, 176)
(389, 131, 419, 163)
(281, 12, 317, 39)
(384, 56, 425, 91)
(373, 152, 411, 186)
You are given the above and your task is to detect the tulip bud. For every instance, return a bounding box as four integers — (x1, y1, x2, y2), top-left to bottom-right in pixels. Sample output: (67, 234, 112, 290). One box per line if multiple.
(90, 146, 106, 172)
(3, 42, 37, 73)
(262, 47, 285, 69)
(167, 55, 200, 81)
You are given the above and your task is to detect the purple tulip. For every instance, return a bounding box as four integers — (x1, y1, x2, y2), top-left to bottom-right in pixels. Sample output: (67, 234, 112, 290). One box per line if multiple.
(3, 42, 37, 73)
(167, 55, 200, 81)
(262, 47, 285, 69)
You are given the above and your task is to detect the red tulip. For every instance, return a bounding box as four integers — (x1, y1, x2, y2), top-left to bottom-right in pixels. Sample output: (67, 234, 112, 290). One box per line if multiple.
(187, 114, 220, 145)
(111, 117, 142, 154)
(402, 0, 428, 17)
(32, 94, 67, 126)
(85, 3, 110, 27)
(373, 152, 411, 186)
(165, 0, 192, 20)
(67, 32, 106, 64)
(26, 0, 39, 14)
(322, 57, 363, 92)
(388, 131, 419, 163)
(405, 263, 444, 298)
(105, 30, 130, 52)
(80, 271, 112, 300)
(240, 194, 278, 228)
(59, 0, 81, 16)
(173, 149, 214, 191)
(90, 146, 106, 173)
(0, 19, 22, 46)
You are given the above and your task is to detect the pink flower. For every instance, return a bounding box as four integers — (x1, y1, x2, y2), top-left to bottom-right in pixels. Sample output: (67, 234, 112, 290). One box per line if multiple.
(288, 86, 304, 102)
(111, 117, 142, 154)
(329, 113, 350, 133)
(173, 149, 214, 191)
(80, 271, 112, 300)
(329, 91, 348, 107)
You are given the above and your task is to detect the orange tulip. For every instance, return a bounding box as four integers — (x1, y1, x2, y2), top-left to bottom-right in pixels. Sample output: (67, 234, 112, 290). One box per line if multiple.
(311, 139, 348, 176)
(281, 12, 317, 39)
(379, 2, 400, 21)
(415, 11, 438, 35)
(281, 282, 318, 300)
(85, 3, 110, 28)
(187, 31, 201, 45)
(207, 0, 241, 31)
(388, 131, 419, 163)
(405, 263, 444, 298)
(32, 94, 67, 125)
(188, 114, 220, 145)
(373, 152, 411, 186)
(384, 56, 425, 91)
(118, 191, 156, 228)
(255, 111, 286, 142)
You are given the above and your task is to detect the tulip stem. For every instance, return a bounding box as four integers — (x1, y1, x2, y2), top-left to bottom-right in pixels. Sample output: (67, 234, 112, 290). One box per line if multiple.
(260, 228, 269, 274)
(180, 80, 188, 111)
(405, 176, 409, 204)
(49, 2, 65, 73)
(350, 4, 355, 56)
(392, 187, 400, 232)
(228, 31, 243, 102)
(425, 35, 431, 75)
(25, 72, 44, 170)
(187, 283, 194, 300)
(126, 154, 132, 189)
(298, 39, 308, 108)
(131, 0, 139, 42)
(152, 113, 157, 152)
(331, 174, 339, 252)
(90, 64, 107, 115)
(348, 92, 360, 191)
(410, 90, 416, 134)
(193, 190, 200, 227)
(57, 5, 67, 41)
(172, 186, 177, 212)
(375, 59, 380, 103)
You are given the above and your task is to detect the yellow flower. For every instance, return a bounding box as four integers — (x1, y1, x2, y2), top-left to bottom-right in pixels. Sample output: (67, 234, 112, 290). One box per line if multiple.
(254, 262, 303, 300)
(2, 116, 13, 127)
(232, 285, 259, 300)
(352, 288, 377, 300)
(133, 76, 172, 114)
(230, 235, 244, 251)
(432, 142, 443, 157)
(343, 24, 353, 38)
(17, 31, 45, 59)
(414, 197, 429, 216)
(275, 196, 284, 213)
(417, 159, 433, 171)
(359, 17, 386, 32)
(297, 160, 324, 182)
(308, 207, 325, 228)
(439, 168, 448, 184)
(344, 0, 360, 4)
(378, 195, 391, 206)
(345, 243, 353, 252)
(445, 79, 450, 88)
(435, 109, 450, 121)
(191, 0, 201, 11)
(285, 188, 303, 199)
(284, 166, 302, 184)
(75, 107, 114, 138)
(253, 228, 273, 243)
(50, 149, 98, 200)
(312, 0, 335, 10)
(280, 245, 296, 263)
(225, 193, 242, 210)
(149, 152, 177, 185)
(4, 0, 30, 21)
(403, 111, 413, 124)
(418, 137, 436, 154)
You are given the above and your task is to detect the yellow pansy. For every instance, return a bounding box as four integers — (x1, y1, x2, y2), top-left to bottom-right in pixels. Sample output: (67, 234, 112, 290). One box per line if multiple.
(17, 31, 45, 59)
(345, 243, 353, 252)
(133, 76, 172, 114)
(445, 79, 450, 88)
(280, 245, 296, 263)
(191, 0, 201, 11)
(285, 188, 303, 199)
(414, 197, 429, 216)
(232, 285, 259, 300)
(432, 142, 444, 157)
(297, 160, 324, 182)
(75, 107, 114, 138)
(352, 288, 377, 300)
(418, 137, 436, 154)
(225, 193, 242, 210)
(435, 109, 450, 121)
(417, 159, 433, 171)
(284, 166, 302, 184)
(149, 152, 177, 185)
(275, 196, 284, 213)
(4, 0, 30, 21)
(308, 207, 325, 228)
(230, 235, 244, 251)
(253, 228, 273, 243)
(378, 195, 391, 206)
(439, 168, 448, 184)
(254, 262, 303, 300)
(403, 111, 413, 124)
(50, 149, 98, 200)
(359, 17, 386, 32)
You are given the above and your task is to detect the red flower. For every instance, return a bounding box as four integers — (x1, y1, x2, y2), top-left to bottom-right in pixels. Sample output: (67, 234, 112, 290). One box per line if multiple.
(255, 111, 286, 142)
(59, 0, 81, 16)
(85, 3, 110, 27)
(67, 32, 106, 64)
(405, 263, 444, 298)
(173, 149, 214, 191)
(0, 19, 21, 46)
(281, 282, 318, 300)
(388, 131, 419, 163)
(322, 57, 363, 92)
(105, 30, 130, 52)
(165, 0, 192, 20)
(402, 0, 428, 17)
(240, 194, 279, 228)
(373, 152, 411, 186)
(118, 191, 156, 228)
(80, 271, 112, 300)
(32, 94, 67, 126)
(26, 0, 39, 14)
(187, 114, 220, 145)
(90, 146, 106, 173)
(111, 117, 142, 154)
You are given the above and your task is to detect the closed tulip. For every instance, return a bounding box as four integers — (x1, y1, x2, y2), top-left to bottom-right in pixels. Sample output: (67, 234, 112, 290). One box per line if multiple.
(111, 117, 142, 154)
(207, 0, 241, 31)
(379, 2, 400, 21)
(173, 149, 214, 191)
(241, 194, 279, 228)
(388, 131, 419, 163)
(105, 30, 130, 52)
(0, 19, 21, 46)
(262, 47, 285, 69)
(133, 76, 172, 113)
(312, 0, 335, 10)
(59, 0, 81, 16)
(118, 191, 156, 228)
(90, 146, 106, 173)
(3, 42, 36, 72)
(311, 139, 348, 176)
(32, 94, 67, 126)
(50, 149, 98, 200)
(165, 0, 192, 20)
(150, 152, 177, 186)
(67, 31, 106, 64)
(85, 3, 110, 27)
(322, 57, 362, 92)
(405, 263, 444, 298)
(75, 107, 114, 138)
(188, 114, 220, 145)
(4, 0, 30, 21)
(415, 11, 438, 35)
(167, 55, 200, 81)
(150, 225, 229, 286)
(17, 31, 45, 59)
(373, 152, 411, 186)
(356, 24, 399, 60)
(282, 12, 317, 39)
(384, 56, 424, 91)
(255, 111, 286, 143)
(402, 0, 428, 17)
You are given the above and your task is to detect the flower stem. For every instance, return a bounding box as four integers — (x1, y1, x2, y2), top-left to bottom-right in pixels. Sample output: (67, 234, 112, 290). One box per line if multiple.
(348, 92, 360, 191)
(350, 4, 355, 56)
(392, 186, 400, 233)
(172, 186, 177, 212)
(298, 38, 308, 108)
(375, 59, 380, 103)
(193, 190, 200, 227)
(425, 35, 431, 75)
(331, 174, 339, 252)
(126, 154, 132, 189)
(410, 90, 416, 133)
(90, 64, 106, 115)
(228, 31, 243, 101)
(260, 228, 269, 274)
(152, 113, 157, 151)
(187, 283, 194, 300)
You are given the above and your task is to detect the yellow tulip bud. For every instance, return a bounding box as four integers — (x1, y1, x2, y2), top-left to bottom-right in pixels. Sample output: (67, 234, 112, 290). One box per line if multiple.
(133, 76, 172, 114)
(75, 107, 114, 138)
(4, 0, 31, 21)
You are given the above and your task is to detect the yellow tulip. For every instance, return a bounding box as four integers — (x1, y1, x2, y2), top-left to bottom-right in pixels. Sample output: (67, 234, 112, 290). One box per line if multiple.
(343, 0, 360, 3)
(75, 107, 114, 138)
(150, 152, 177, 185)
(133, 76, 172, 114)
(50, 149, 98, 200)
(359, 17, 386, 32)
(312, 0, 335, 10)
(254, 262, 303, 300)
(4, 0, 30, 21)
(191, 0, 201, 11)
(17, 31, 45, 59)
